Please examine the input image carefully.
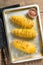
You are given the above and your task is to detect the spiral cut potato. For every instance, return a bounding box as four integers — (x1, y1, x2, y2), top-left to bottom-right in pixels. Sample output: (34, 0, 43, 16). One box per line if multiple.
(10, 16, 34, 28)
(11, 39, 36, 54)
(11, 28, 37, 39)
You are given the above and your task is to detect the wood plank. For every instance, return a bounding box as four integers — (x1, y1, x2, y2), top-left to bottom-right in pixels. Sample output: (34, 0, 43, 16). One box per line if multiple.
(11, 60, 43, 65)
(0, 0, 43, 12)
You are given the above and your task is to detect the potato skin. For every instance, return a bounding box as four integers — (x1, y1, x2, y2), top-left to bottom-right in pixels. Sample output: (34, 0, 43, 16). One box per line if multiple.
(11, 28, 37, 39)
(11, 39, 36, 54)
(10, 16, 34, 28)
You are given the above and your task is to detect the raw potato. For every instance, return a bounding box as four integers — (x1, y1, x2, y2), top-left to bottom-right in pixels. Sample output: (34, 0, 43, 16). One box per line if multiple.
(11, 39, 36, 54)
(11, 28, 37, 39)
(10, 16, 34, 28)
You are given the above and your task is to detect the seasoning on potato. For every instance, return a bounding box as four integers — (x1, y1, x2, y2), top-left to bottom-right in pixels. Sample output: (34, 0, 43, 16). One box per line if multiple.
(11, 39, 36, 54)
(10, 16, 34, 28)
(11, 28, 37, 39)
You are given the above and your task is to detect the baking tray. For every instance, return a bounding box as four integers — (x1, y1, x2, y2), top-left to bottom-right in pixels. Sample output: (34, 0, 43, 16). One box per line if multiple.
(3, 4, 43, 63)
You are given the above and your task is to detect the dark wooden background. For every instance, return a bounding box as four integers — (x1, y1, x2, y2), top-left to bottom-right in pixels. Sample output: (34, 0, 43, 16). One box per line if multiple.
(0, 0, 43, 65)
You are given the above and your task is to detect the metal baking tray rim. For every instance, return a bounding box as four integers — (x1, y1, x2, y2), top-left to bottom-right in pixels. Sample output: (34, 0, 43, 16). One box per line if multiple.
(3, 4, 43, 63)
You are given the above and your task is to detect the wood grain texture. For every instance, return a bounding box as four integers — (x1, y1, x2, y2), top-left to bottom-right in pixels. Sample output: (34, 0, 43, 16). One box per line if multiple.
(0, 0, 43, 65)
(0, 0, 43, 12)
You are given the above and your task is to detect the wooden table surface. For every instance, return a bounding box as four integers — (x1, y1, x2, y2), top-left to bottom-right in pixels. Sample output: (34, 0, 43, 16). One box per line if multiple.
(0, 0, 43, 65)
